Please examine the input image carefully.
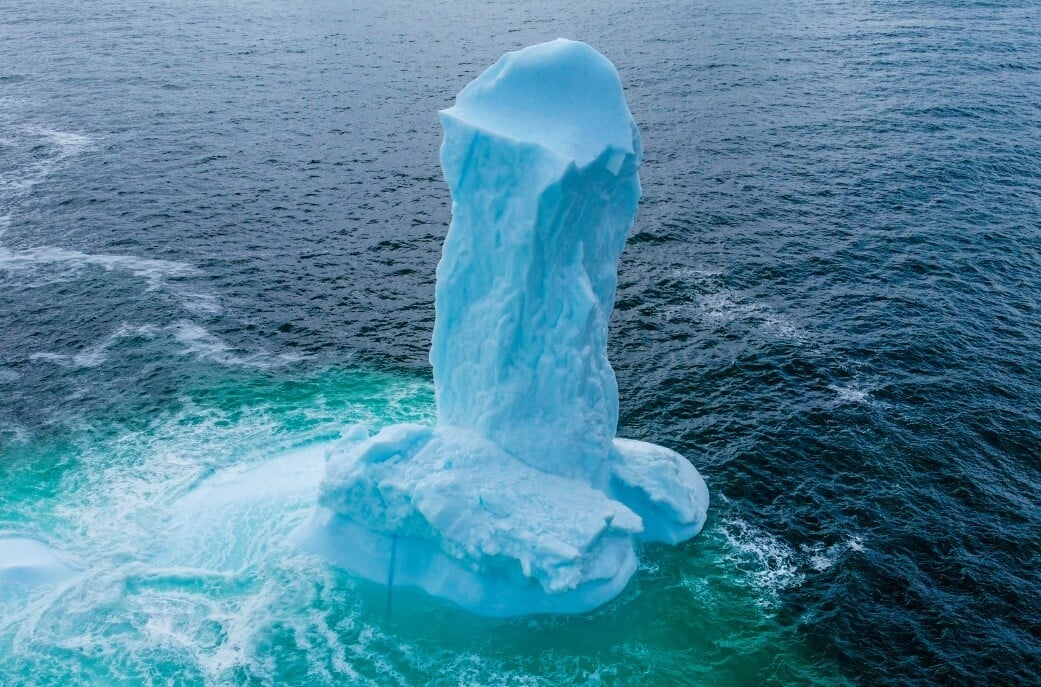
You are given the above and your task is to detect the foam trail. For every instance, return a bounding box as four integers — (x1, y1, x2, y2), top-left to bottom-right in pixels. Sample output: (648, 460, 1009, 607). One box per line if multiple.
(0, 126, 217, 313)
(0, 246, 193, 288)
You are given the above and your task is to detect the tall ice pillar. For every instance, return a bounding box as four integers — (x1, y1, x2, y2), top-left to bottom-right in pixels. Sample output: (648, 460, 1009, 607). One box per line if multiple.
(432, 39, 641, 481)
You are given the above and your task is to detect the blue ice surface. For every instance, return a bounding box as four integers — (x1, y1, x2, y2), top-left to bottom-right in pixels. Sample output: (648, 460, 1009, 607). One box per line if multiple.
(0, 537, 76, 598)
(294, 39, 709, 617)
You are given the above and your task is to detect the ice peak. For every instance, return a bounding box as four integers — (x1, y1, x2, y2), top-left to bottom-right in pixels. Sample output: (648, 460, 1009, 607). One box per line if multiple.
(441, 38, 640, 168)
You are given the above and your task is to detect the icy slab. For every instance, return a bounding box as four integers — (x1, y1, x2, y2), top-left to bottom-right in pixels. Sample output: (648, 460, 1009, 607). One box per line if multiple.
(294, 39, 708, 616)
(0, 537, 75, 595)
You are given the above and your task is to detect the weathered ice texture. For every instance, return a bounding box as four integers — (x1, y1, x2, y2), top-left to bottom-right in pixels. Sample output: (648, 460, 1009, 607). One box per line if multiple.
(433, 39, 641, 481)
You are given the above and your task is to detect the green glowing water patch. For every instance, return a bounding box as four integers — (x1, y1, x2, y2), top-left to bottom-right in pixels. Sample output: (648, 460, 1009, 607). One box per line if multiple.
(0, 367, 848, 686)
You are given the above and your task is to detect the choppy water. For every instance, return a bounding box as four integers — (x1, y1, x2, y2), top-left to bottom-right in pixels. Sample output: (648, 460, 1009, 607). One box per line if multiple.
(2, 0, 1040, 684)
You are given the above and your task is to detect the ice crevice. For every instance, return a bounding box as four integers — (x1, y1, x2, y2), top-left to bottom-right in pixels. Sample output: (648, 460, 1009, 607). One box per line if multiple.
(293, 39, 708, 616)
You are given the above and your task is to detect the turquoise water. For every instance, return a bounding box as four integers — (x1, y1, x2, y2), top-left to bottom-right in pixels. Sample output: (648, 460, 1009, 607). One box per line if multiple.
(2, 0, 1040, 683)
(1, 369, 846, 685)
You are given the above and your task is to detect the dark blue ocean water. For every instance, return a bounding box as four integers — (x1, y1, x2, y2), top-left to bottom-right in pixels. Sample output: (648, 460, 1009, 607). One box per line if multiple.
(2, 0, 1040, 685)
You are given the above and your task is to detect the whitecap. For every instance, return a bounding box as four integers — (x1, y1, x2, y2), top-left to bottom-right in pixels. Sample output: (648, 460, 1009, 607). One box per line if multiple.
(718, 517, 804, 606)
(696, 292, 806, 342)
(828, 384, 870, 404)
(801, 536, 866, 573)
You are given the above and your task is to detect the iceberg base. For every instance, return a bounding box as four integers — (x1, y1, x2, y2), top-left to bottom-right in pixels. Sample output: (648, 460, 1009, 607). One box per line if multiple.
(292, 507, 639, 617)
(292, 425, 708, 617)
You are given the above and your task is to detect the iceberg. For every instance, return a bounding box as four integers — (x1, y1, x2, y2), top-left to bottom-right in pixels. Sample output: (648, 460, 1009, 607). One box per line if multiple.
(293, 39, 708, 616)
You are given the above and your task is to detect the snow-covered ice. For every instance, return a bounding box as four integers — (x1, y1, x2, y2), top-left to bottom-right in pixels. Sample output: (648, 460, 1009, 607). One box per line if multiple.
(294, 39, 708, 616)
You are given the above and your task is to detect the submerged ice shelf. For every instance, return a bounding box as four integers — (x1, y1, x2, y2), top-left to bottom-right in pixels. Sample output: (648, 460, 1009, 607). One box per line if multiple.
(294, 39, 709, 616)
(0, 537, 76, 598)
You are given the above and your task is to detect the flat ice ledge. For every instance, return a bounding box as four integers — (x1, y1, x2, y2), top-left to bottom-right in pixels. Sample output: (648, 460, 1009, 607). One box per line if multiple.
(292, 425, 707, 616)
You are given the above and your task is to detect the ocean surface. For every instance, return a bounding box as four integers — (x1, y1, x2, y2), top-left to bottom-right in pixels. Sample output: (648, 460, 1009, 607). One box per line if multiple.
(2, 0, 1040, 684)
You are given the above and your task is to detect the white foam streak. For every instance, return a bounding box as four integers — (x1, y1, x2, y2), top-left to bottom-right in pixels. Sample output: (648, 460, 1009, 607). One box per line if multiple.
(0, 125, 221, 314)
(29, 324, 156, 368)
(170, 322, 304, 368)
(0, 245, 193, 289)
(28, 322, 301, 370)
(0, 127, 94, 197)
(34, 129, 93, 156)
